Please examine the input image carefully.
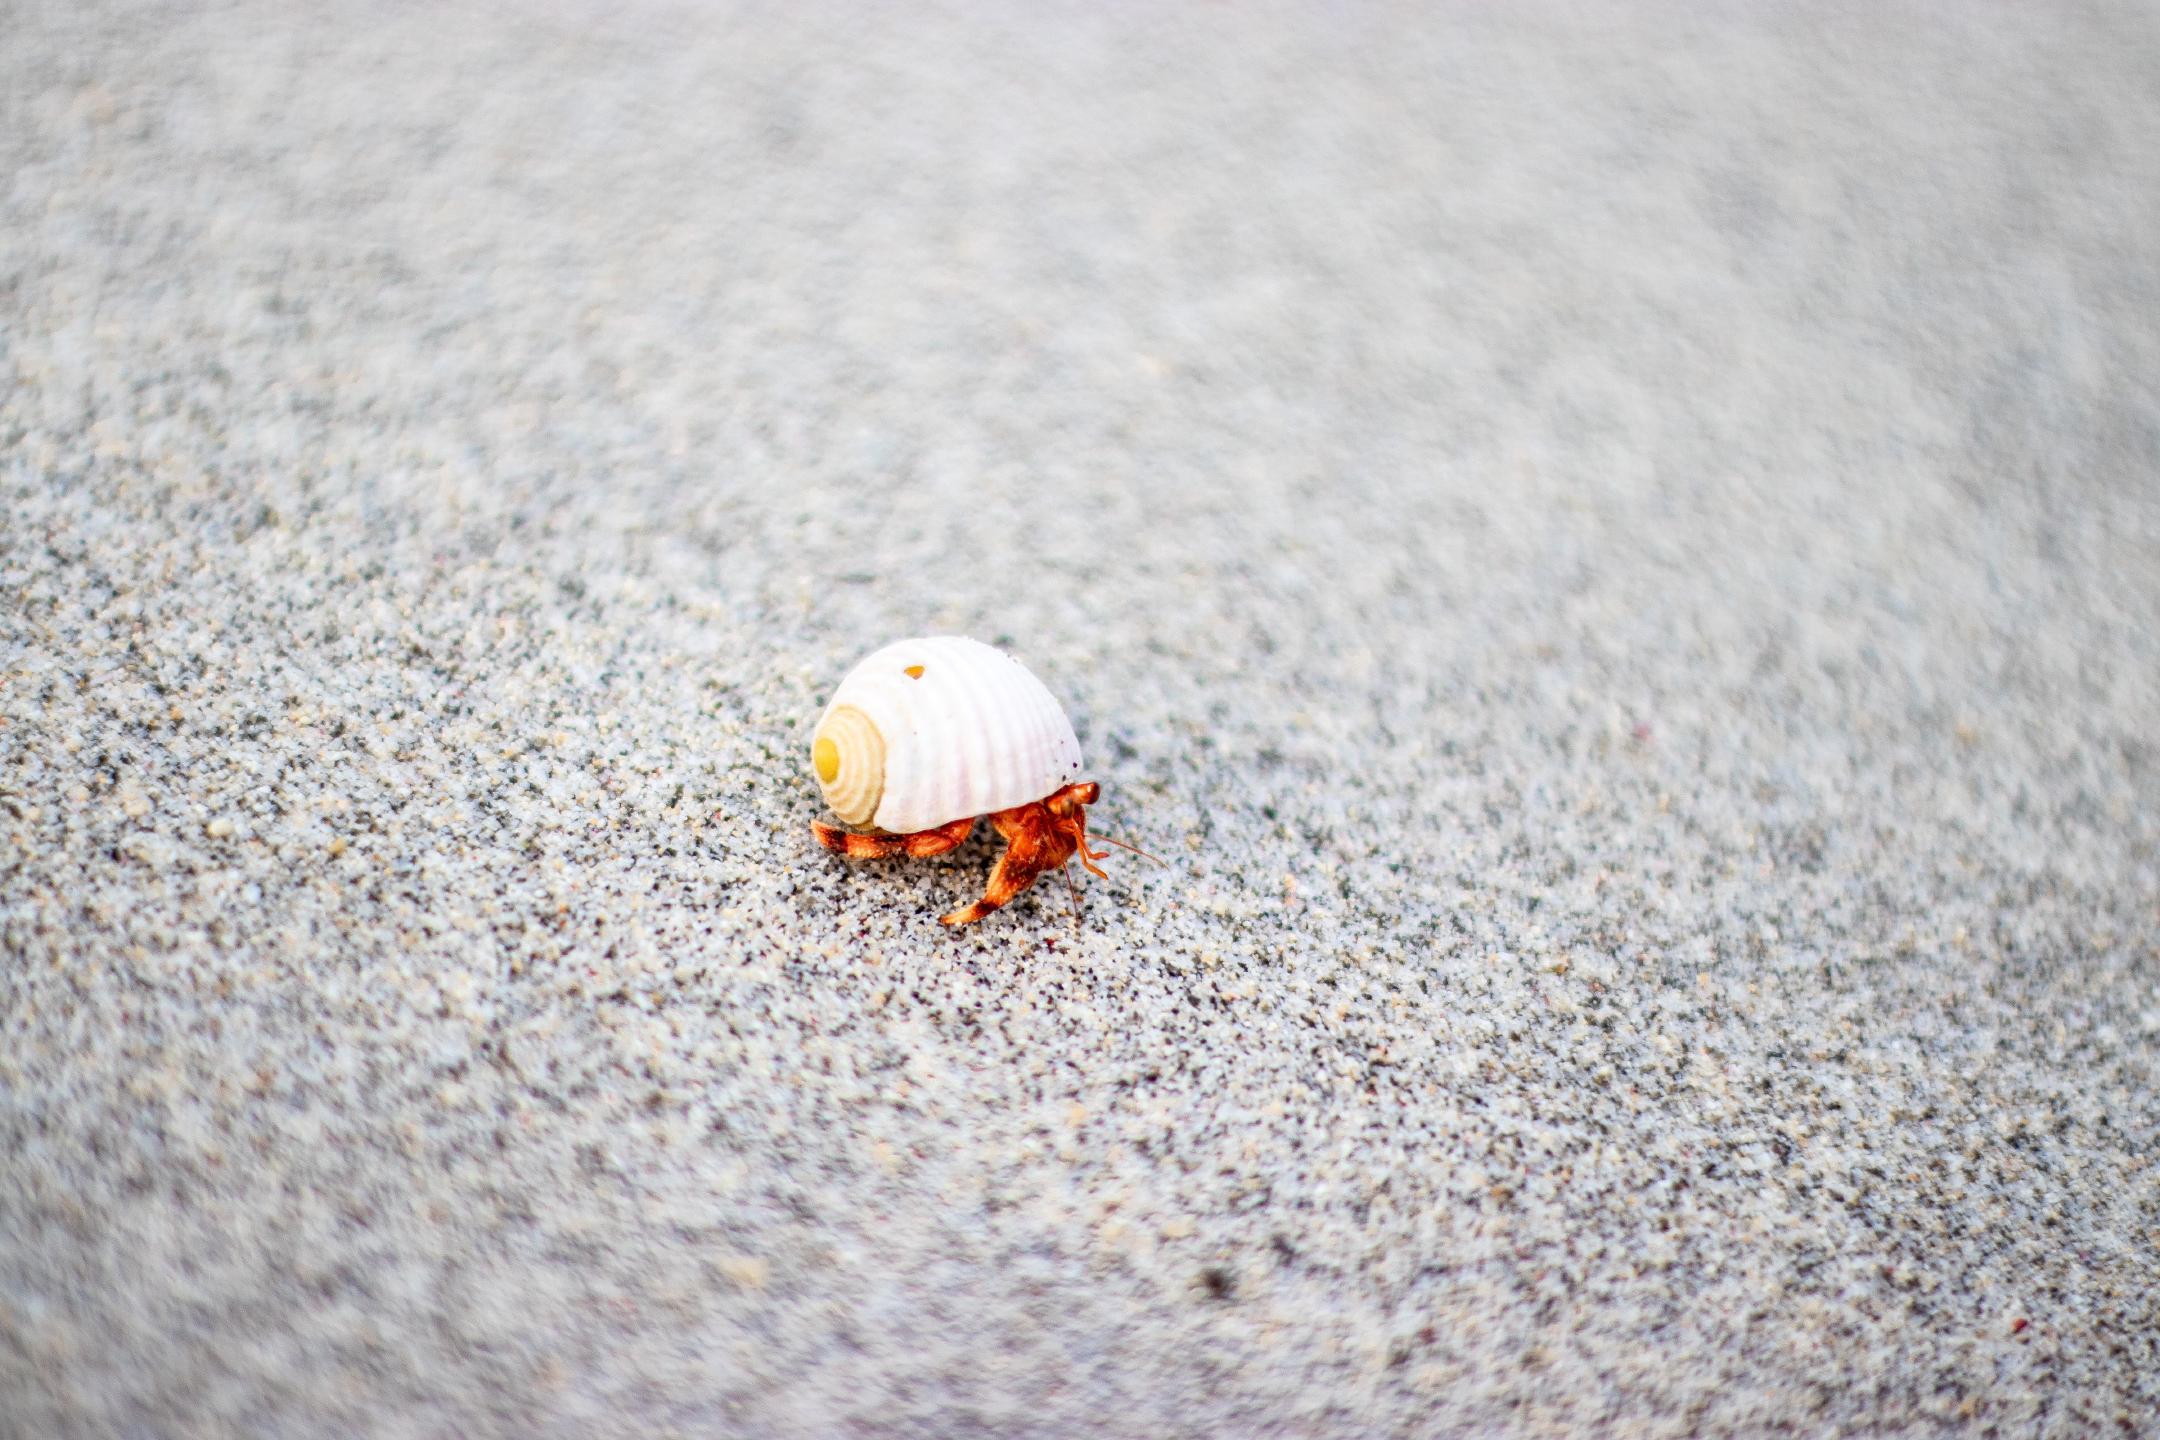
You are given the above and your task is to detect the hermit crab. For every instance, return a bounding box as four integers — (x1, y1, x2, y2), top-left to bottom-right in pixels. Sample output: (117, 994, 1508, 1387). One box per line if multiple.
(807, 636, 1149, 926)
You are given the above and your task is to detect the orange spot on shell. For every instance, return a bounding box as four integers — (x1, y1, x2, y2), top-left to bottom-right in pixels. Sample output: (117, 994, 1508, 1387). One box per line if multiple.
(903, 664, 925, 678)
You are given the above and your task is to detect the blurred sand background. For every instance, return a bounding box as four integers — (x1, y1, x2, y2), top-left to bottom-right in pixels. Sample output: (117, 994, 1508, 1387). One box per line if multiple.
(3, 2, 2158, 1435)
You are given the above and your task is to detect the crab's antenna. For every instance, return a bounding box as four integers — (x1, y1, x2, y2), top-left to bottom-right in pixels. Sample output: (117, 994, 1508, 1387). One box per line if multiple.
(1062, 862, 1083, 930)
(1090, 833, 1163, 865)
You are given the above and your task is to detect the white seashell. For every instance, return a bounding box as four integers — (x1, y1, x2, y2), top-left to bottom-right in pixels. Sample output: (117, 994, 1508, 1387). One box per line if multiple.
(809, 636, 1087, 835)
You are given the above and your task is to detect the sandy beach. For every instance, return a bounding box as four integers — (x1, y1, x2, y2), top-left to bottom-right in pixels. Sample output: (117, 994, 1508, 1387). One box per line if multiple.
(4, 3, 2157, 1434)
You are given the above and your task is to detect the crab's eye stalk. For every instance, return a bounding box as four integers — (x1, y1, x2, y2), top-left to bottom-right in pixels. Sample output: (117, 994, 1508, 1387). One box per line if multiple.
(810, 704, 885, 827)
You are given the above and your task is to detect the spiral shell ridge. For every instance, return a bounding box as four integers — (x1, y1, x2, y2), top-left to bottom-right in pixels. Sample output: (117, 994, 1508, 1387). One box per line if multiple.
(811, 704, 885, 826)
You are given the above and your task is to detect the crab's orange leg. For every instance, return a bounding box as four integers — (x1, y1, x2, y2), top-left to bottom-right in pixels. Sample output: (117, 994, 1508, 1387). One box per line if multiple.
(1064, 809, 1112, 880)
(1074, 838, 1111, 880)
(813, 815, 974, 859)
(940, 802, 1066, 926)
